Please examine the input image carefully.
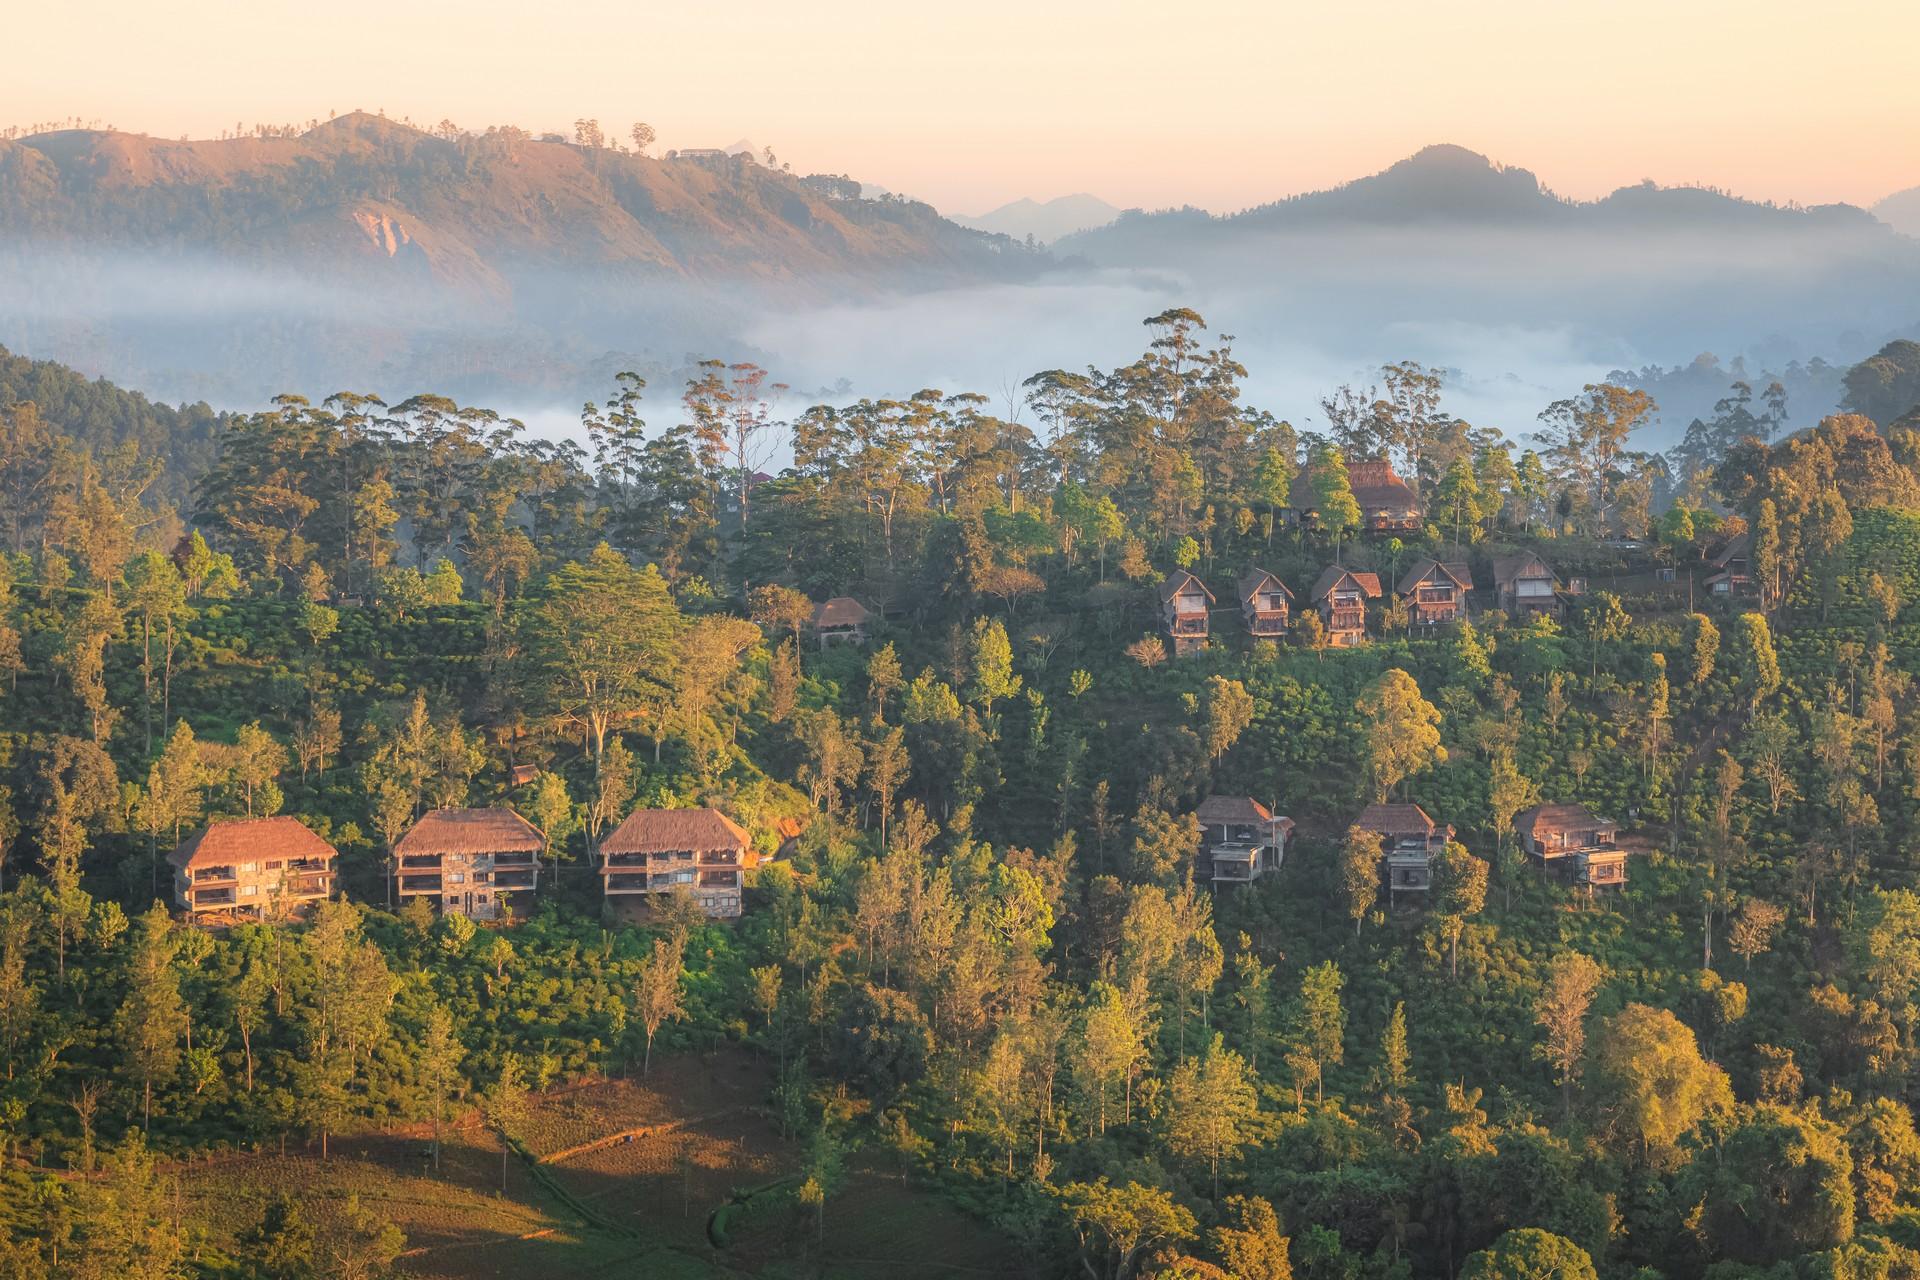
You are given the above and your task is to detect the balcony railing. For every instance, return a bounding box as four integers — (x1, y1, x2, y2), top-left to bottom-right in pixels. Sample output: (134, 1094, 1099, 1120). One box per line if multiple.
(494, 851, 537, 866)
(398, 876, 443, 893)
(1248, 613, 1288, 634)
(603, 852, 648, 868)
(605, 874, 651, 892)
(1327, 608, 1365, 630)
(193, 888, 236, 907)
(284, 876, 329, 897)
(699, 870, 741, 888)
(194, 867, 238, 884)
(1169, 617, 1208, 635)
(494, 871, 536, 889)
(400, 855, 442, 869)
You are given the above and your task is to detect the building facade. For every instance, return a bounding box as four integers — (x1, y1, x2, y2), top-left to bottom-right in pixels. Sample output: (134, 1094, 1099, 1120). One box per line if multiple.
(599, 807, 750, 918)
(1238, 570, 1292, 637)
(1311, 567, 1382, 646)
(1194, 795, 1294, 886)
(169, 816, 339, 922)
(1160, 570, 1214, 657)
(394, 808, 545, 921)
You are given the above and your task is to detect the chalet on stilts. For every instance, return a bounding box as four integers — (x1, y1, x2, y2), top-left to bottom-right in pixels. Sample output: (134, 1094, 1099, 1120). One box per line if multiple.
(1160, 570, 1214, 657)
(1194, 795, 1293, 886)
(1238, 570, 1293, 638)
(1353, 802, 1453, 901)
(1516, 803, 1628, 890)
(1311, 566, 1382, 646)
(1396, 559, 1473, 628)
(1491, 551, 1562, 619)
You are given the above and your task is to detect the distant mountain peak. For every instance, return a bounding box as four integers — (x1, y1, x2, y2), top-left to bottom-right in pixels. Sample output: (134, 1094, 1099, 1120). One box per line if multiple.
(954, 192, 1121, 243)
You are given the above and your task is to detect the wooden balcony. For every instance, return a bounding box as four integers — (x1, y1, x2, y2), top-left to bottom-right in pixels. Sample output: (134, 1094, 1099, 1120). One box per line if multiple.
(1247, 611, 1288, 635)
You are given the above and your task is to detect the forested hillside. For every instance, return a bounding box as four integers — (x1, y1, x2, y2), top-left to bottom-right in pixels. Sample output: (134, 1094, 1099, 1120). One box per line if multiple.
(5, 313, 1920, 1278)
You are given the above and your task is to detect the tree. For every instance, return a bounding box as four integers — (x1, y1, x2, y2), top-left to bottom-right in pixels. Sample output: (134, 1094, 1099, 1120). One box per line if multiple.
(634, 932, 687, 1074)
(1056, 1178, 1197, 1280)
(1307, 443, 1361, 561)
(1213, 1196, 1291, 1280)
(480, 1053, 529, 1192)
(533, 544, 682, 776)
(1165, 1034, 1259, 1201)
(1688, 613, 1720, 688)
(1679, 1106, 1856, 1264)
(1588, 1003, 1733, 1168)
(1337, 827, 1379, 936)
(115, 904, 187, 1130)
(968, 616, 1022, 718)
(629, 121, 656, 153)
(1730, 612, 1781, 717)
(1432, 841, 1489, 979)
(1728, 899, 1785, 970)
(1354, 669, 1445, 801)
(1534, 952, 1601, 1117)
(1288, 962, 1345, 1104)
(1460, 1229, 1597, 1280)
(1203, 676, 1255, 769)
(1533, 384, 1655, 534)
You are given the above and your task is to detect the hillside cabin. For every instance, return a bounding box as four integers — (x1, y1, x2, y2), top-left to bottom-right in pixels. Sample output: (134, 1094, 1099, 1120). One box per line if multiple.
(1194, 795, 1294, 886)
(394, 808, 545, 921)
(1311, 567, 1382, 646)
(1397, 559, 1472, 627)
(1516, 802, 1627, 890)
(1161, 570, 1215, 657)
(599, 807, 749, 918)
(1354, 802, 1453, 901)
(1705, 533, 1754, 597)
(1290, 459, 1422, 533)
(1492, 552, 1561, 619)
(1238, 570, 1293, 637)
(809, 596, 872, 648)
(170, 817, 338, 923)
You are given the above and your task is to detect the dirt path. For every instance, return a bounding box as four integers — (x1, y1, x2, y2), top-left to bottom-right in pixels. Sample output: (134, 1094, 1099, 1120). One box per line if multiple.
(537, 1106, 748, 1165)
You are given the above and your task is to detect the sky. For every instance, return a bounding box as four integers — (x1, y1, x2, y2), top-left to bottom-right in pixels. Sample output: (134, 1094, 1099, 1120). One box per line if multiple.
(6, 0, 1920, 216)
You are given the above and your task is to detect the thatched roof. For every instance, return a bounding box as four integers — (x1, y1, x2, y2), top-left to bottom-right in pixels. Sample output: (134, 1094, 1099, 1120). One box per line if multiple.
(169, 817, 338, 870)
(1353, 803, 1444, 837)
(1238, 570, 1292, 608)
(600, 807, 751, 856)
(1159, 570, 1214, 604)
(395, 808, 544, 856)
(1396, 559, 1473, 596)
(1311, 566, 1383, 602)
(1290, 458, 1420, 514)
(811, 596, 872, 628)
(1515, 803, 1612, 837)
(1196, 795, 1274, 825)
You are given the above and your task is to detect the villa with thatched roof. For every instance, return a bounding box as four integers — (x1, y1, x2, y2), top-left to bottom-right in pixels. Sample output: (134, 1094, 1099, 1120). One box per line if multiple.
(1290, 459, 1422, 533)
(599, 806, 749, 918)
(394, 808, 545, 921)
(169, 816, 338, 922)
(809, 597, 872, 647)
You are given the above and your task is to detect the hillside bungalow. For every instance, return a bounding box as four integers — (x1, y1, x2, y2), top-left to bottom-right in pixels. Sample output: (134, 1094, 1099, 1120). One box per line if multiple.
(599, 807, 749, 918)
(1353, 802, 1454, 901)
(1516, 802, 1628, 890)
(1161, 570, 1214, 657)
(1194, 795, 1294, 886)
(1397, 559, 1473, 627)
(1492, 551, 1561, 619)
(1238, 570, 1293, 638)
(809, 597, 872, 648)
(1705, 533, 1755, 597)
(1311, 566, 1382, 646)
(394, 808, 544, 921)
(1290, 459, 1422, 533)
(170, 816, 338, 922)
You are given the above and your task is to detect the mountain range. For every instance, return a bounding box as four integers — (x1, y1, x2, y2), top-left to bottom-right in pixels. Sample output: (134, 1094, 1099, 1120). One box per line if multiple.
(953, 193, 1121, 243)
(1, 126, 1917, 426)
(1877, 184, 1920, 238)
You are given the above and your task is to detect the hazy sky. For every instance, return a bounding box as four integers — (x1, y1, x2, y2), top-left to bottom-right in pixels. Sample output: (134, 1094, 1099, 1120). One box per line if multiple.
(8, 0, 1919, 215)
